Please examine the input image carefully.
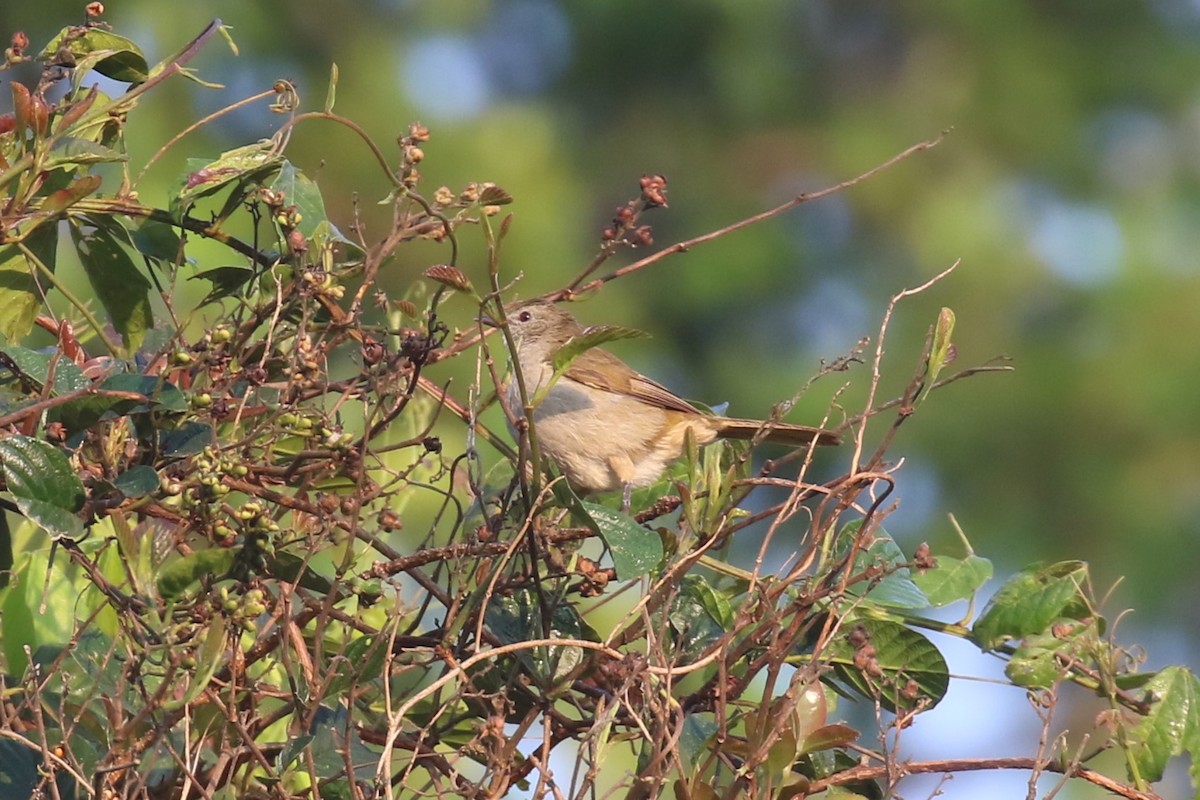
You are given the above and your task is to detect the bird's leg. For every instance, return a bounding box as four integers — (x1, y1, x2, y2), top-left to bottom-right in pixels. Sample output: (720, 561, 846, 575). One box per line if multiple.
(621, 483, 633, 514)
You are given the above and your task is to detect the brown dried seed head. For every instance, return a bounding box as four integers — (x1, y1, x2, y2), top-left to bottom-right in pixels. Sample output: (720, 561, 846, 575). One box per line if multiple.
(287, 229, 307, 253)
(847, 624, 870, 648)
(639, 173, 669, 207)
(360, 339, 385, 366)
(1051, 621, 1078, 638)
(393, 299, 420, 317)
(477, 183, 513, 206)
(912, 541, 936, 570)
(422, 264, 473, 292)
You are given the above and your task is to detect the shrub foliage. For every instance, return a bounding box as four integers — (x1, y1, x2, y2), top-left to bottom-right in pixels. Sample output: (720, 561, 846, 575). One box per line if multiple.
(0, 14, 1195, 800)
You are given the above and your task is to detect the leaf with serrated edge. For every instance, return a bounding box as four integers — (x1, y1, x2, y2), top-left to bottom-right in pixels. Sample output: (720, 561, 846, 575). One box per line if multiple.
(1126, 666, 1200, 783)
(972, 561, 1090, 650)
(0, 436, 86, 537)
(0, 436, 85, 510)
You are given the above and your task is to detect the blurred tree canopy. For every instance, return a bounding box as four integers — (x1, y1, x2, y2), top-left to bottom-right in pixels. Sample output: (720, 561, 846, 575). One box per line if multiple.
(2, 0, 1197, 650)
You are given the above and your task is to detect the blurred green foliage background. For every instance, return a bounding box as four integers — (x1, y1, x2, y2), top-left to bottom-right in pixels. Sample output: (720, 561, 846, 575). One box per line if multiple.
(3, 0, 1198, 664)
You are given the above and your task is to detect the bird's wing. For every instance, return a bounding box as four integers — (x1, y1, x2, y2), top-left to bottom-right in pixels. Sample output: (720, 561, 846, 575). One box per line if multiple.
(565, 348, 702, 415)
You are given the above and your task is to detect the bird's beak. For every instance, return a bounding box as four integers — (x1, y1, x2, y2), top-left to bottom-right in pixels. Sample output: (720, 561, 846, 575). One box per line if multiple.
(479, 312, 499, 329)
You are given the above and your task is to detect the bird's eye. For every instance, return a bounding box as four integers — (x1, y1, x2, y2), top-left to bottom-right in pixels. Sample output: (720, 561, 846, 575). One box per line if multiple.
(517, 310, 533, 322)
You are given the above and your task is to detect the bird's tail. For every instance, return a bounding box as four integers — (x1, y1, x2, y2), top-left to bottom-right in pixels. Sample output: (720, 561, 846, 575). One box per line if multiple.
(713, 418, 842, 447)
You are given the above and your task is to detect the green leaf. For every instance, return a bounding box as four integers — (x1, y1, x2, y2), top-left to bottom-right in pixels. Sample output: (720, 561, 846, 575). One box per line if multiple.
(971, 561, 1091, 650)
(801, 723, 860, 754)
(827, 618, 949, 712)
(161, 421, 212, 458)
(580, 500, 662, 579)
(323, 634, 388, 698)
(304, 706, 378, 782)
(70, 217, 152, 349)
(112, 465, 160, 498)
(189, 264, 257, 304)
(798, 749, 882, 799)
(0, 223, 57, 343)
(39, 27, 150, 85)
(0, 436, 85, 508)
(485, 589, 589, 684)
(98, 373, 187, 412)
(157, 548, 238, 598)
(130, 218, 183, 264)
(0, 435, 86, 538)
(836, 521, 931, 610)
(1005, 619, 1099, 689)
(0, 739, 78, 800)
(924, 306, 956, 392)
(551, 325, 651, 374)
(164, 615, 228, 710)
(52, 373, 186, 434)
(0, 512, 11, 589)
(678, 713, 717, 777)
(0, 346, 89, 395)
(277, 734, 315, 772)
(44, 138, 125, 170)
(668, 575, 732, 661)
(810, 788, 874, 800)
(1126, 666, 1200, 783)
(267, 551, 334, 593)
(324, 63, 339, 113)
(171, 141, 284, 209)
(1115, 672, 1159, 693)
(910, 554, 993, 607)
(691, 575, 735, 628)
(271, 161, 331, 238)
(765, 726, 803, 779)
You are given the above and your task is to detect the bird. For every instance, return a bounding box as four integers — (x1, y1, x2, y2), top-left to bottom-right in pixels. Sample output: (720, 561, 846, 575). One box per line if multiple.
(488, 300, 840, 508)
